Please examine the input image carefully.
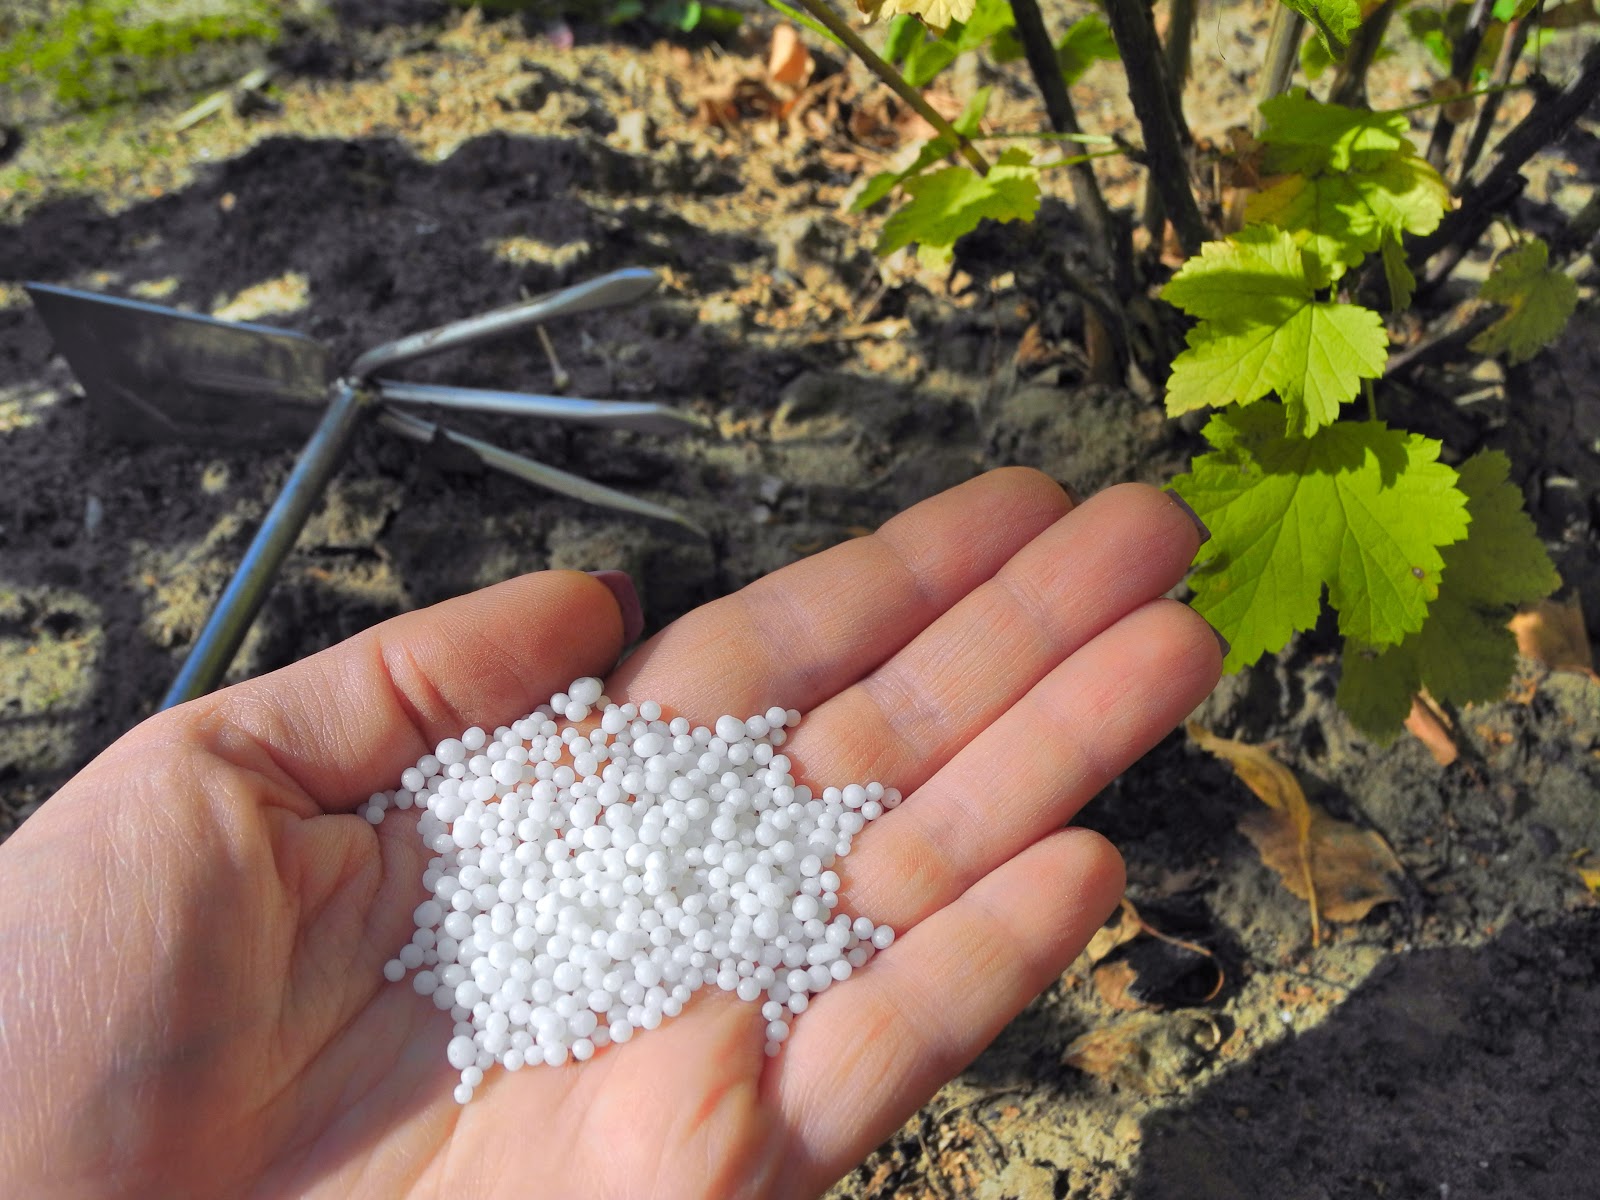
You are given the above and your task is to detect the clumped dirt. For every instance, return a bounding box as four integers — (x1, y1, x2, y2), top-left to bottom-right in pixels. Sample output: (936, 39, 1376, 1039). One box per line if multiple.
(2, 3, 1598, 1196)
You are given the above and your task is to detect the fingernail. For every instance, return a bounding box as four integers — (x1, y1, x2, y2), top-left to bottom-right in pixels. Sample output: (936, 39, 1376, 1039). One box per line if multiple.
(587, 570, 644, 646)
(1164, 489, 1211, 545)
(1209, 622, 1231, 659)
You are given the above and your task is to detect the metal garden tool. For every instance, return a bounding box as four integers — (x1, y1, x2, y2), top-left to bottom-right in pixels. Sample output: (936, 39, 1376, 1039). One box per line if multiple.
(26, 268, 705, 711)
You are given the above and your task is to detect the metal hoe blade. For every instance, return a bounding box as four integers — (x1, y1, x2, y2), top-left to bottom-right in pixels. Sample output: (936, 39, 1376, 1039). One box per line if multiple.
(25, 282, 329, 444)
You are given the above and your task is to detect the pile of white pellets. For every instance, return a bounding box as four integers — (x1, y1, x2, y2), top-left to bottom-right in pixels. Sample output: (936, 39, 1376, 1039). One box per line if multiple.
(365, 677, 898, 1104)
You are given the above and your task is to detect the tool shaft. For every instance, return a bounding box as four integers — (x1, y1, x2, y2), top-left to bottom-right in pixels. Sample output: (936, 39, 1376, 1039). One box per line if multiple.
(161, 382, 369, 709)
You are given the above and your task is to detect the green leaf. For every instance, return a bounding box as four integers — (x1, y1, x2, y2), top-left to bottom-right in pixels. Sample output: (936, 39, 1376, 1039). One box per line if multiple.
(875, 148, 1040, 266)
(1055, 14, 1120, 83)
(893, 0, 1013, 84)
(1255, 90, 1410, 172)
(1162, 225, 1388, 435)
(851, 88, 991, 213)
(1246, 92, 1449, 276)
(1381, 230, 1416, 312)
(1278, 0, 1361, 57)
(1300, 26, 1335, 78)
(883, 13, 923, 61)
(1469, 239, 1580, 364)
(763, 0, 843, 47)
(1171, 404, 1471, 670)
(1338, 451, 1561, 739)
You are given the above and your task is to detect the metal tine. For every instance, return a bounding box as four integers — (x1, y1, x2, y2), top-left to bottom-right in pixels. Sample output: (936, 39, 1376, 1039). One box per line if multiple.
(375, 379, 709, 437)
(377, 407, 706, 537)
(348, 268, 660, 380)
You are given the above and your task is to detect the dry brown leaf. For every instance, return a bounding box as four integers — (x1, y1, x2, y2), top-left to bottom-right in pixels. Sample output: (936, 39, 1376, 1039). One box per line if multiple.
(1404, 692, 1459, 767)
(1238, 802, 1403, 924)
(1064, 1012, 1226, 1094)
(767, 25, 813, 89)
(1187, 722, 1321, 942)
(1085, 899, 1142, 962)
(1092, 960, 1146, 1011)
(1511, 594, 1597, 678)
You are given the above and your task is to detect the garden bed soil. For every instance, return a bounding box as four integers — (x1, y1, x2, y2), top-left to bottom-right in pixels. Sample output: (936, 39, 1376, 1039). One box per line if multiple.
(2, 3, 1598, 1196)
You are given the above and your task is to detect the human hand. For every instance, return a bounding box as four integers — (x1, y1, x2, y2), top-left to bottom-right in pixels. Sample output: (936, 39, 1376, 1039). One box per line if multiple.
(0, 469, 1219, 1199)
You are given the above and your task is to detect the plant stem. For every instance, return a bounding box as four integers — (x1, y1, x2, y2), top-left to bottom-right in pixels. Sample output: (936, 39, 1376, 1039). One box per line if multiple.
(792, 0, 990, 175)
(1424, 0, 1494, 170)
(1254, 6, 1304, 131)
(1458, 7, 1535, 188)
(1005, 0, 1115, 270)
(1329, 0, 1398, 108)
(1412, 39, 1600, 295)
(1104, 0, 1206, 256)
(1144, 0, 1199, 241)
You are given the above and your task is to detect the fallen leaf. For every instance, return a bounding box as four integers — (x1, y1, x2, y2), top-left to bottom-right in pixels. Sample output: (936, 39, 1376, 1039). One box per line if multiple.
(1084, 898, 1224, 1010)
(1085, 899, 1143, 962)
(1064, 1011, 1226, 1094)
(1093, 959, 1146, 1011)
(1579, 866, 1600, 896)
(1188, 723, 1320, 942)
(767, 25, 813, 89)
(1511, 594, 1597, 678)
(1238, 803, 1403, 924)
(1190, 724, 1404, 941)
(1404, 692, 1459, 766)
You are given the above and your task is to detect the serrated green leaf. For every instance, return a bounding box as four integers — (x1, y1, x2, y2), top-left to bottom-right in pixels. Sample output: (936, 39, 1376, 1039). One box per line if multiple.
(1162, 226, 1387, 435)
(1337, 450, 1561, 739)
(1170, 404, 1471, 669)
(1381, 230, 1415, 312)
(875, 148, 1040, 266)
(1256, 90, 1411, 172)
(1247, 93, 1448, 276)
(1279, 0, 1361, 57)
(1469, 239, 1580, 364)
(1055, 14, 1120, 83)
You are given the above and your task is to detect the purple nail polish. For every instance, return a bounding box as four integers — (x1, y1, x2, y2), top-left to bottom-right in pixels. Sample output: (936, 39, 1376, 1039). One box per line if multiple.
(587, 570, 644, 645)
(1164, 489, 1211, 545)
(1210, 623, 1231, 659)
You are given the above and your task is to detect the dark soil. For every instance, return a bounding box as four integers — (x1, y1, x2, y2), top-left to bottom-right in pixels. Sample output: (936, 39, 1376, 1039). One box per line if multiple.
(2, 3, 1598, 1196)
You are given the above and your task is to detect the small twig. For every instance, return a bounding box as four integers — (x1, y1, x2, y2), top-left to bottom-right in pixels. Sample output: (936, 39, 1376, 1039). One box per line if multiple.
(1005, 0, 1115, 272)
(1328, 0, 1399, 107)
(793, 0, 989, 175)
(171, 66, 274, 132)
(1458, 5, 1537, 187)
(1254, 6, 1304, 132)
(1425, 0, 1494, 170)
(1105, 0, 1205, 256)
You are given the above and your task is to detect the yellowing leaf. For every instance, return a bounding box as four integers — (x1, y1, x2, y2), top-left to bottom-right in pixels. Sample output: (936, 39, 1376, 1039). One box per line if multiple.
(1162, 225, 1387, 435)
(1337, 451, 1562, 740)
(1170, 404, 1470, 667)
(1580, 866, 1600, 896)
(1469, 239, 1579, 364)
(870, 0, 975, 31)
(876, 148, 1039, 266)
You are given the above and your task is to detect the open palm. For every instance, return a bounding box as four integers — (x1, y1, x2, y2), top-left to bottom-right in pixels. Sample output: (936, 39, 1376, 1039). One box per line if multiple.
(0, 470, 1218, 1199)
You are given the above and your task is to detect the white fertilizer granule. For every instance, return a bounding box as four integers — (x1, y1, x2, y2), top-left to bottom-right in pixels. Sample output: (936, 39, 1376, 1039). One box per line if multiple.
(366, 678, 898, 1103)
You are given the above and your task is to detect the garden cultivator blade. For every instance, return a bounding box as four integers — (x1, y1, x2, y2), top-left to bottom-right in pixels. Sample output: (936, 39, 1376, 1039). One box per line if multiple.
(25, 268, 704, 710)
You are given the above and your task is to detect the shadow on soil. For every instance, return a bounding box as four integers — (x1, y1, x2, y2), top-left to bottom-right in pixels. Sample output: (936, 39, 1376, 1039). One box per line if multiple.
(1130, 911, 1600, 1200)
